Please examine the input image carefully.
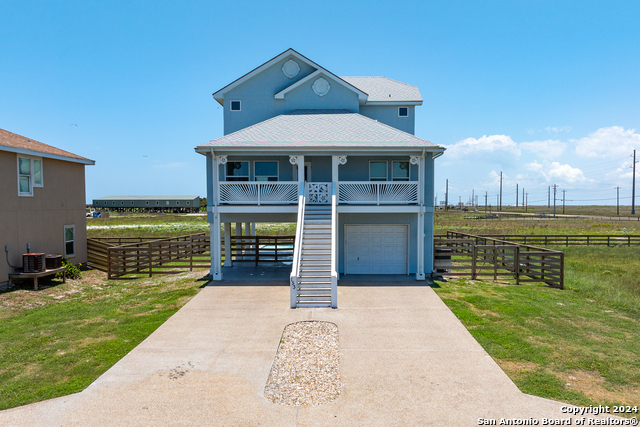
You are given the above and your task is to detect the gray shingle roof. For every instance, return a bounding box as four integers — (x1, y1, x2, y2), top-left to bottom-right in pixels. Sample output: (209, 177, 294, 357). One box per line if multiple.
(340, 77, 422, 103)
(196, 110, 440, 149)
(0, 128, 94, 164)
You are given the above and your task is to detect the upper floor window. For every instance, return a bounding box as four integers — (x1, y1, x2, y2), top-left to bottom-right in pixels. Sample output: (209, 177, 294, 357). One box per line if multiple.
(17, 155, 43, 196)
(230, 100, 241, 111)
(255, 161, 278, 181)
(226, 161, 249, 181)
(369, 161, 388, 181)
(398, 107, 408, 117)
(392, 161, 410, 181)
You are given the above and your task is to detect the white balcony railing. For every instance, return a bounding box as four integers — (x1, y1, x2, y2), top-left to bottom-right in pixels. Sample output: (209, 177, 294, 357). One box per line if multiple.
(218, 181, 420, 205)
(219, 182, 299, 205)
(338, 181, 419, 205)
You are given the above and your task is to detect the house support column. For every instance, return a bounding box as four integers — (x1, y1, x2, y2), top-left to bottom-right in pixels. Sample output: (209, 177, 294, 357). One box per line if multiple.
(235, 222, 243, 260)
(209, 152, 223, 280)
(224, 223, 232, 267)
(416, 154, 426, 280)
(210, 212, 222, 280)
(422, 154, 435, 277)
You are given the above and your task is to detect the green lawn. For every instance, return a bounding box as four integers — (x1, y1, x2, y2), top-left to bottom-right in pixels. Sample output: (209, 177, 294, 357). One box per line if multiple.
(433, 246, 640, 412)
(0, 269, 207, 410)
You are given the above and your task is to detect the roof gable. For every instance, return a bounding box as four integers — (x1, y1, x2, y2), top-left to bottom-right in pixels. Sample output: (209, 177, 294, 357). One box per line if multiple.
(274, 70, 367, 102)
(212, 48, 368, 105)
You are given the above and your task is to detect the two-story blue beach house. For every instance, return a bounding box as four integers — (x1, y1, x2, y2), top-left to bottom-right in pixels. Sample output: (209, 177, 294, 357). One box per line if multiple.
(195, 49, 444, 308)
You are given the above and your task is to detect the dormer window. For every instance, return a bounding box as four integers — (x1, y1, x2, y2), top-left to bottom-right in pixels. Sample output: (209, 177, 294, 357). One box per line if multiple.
(398, 107, 408, 117)
(230, 100, 241, 111)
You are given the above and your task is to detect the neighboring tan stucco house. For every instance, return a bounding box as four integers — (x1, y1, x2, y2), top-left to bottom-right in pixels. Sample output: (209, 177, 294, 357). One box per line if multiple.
(0, 128, 95, 286)
(195, 49, 444, 308)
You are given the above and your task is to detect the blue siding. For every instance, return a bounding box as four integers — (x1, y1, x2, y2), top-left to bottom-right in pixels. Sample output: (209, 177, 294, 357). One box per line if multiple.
(337, 156, 418, 181)
(223, 56, 317, 134)
(358, 105, 415, 135)
(282, 75, 359, 112)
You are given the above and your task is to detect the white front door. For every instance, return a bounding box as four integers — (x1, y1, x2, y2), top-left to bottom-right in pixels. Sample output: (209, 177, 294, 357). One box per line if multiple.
(345, 225, 408, 274)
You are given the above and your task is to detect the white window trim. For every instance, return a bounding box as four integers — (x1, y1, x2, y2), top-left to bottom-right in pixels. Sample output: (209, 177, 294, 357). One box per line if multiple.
(225, 160, 250, 181)
(64, 224, 76, 258)
(254, 160, 279, 181)
(398, 107, 409, 117)
(17, 155, 43, 197)
(230, 100, 241, 111)
(392, 160, 410, 181)
(369, 160, 388, 181)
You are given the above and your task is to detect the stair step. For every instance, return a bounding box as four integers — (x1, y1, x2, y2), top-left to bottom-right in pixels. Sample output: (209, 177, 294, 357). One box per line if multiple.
(295, 303, 332, 308)
(300, 263, 331, 268)
(298, 279, 332, 284)
(304, 224, 331, 229)
(297, 289, 331, 295)
(296, 296, 331, 302)
(300, 266, 331, 271)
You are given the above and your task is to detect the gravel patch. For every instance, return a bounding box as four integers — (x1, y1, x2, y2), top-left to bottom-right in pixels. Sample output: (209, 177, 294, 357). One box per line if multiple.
(264, 321, 341, 406)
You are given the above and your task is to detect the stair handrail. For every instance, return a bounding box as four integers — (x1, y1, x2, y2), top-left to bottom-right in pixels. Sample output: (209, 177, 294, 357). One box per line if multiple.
(290, 182, 306, 307)
(330, 181, 338, 308)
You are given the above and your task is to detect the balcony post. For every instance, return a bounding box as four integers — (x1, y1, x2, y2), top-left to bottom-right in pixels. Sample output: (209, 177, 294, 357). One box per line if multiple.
(224, 223, 232, 267)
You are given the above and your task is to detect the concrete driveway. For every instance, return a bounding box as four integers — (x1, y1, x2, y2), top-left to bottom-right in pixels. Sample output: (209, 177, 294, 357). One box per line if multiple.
(0, 282, 618, 426)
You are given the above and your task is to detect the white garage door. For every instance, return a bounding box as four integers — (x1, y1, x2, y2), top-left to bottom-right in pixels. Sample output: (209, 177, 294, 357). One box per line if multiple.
(345, 225, 408, 274)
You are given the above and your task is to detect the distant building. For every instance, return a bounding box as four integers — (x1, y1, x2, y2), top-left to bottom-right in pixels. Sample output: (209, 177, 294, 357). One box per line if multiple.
(0, 128, 94, 285)
(92, 196, 201, 213)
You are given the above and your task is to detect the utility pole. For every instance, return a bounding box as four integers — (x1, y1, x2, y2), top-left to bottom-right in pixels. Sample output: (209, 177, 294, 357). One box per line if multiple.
(516, 183, 518, 208)
(616, 186, 620, 216)
(548, 186, 551, 208)
(496, 194, 499, 206)
(485, 191, 488, 213)
(522, 187, 524, 211)
(553, 184, 557, 218)
(499, 171, 503, 211)
(562, 189, 566, 214)
(632, 150, 637, 215)
(445, 179, 448, 211)
(525, 193, 528, 212)
(472, 189, 475, 207)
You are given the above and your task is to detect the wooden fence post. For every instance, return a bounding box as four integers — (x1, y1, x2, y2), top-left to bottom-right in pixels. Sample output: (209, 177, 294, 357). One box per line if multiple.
(514, 246, 520, 285)
(472, 245, 477, 280)
(255, 236, 260, 266)
(190, 235, 194, 272)
(149, 242, 153, 277)
(107, 247, 112, 279)
(493, 247, 498, 280)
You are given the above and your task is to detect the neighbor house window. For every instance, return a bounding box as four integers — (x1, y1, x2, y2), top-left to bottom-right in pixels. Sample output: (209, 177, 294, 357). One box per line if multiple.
(226, 161, 249, 181)
(145, 201, 149, 205)
(156, 201, 159, 205)
(398, 107, 408, 117)
(230, 100, 241, 111)
(64, 225, 75, 258)
(131, 201, 134, 205)
(392, 161, 410, 181)
(17, 156, 43, 196)
(369, 161, 388, 181)
(186, 201, 190, 205)
(176, 201, 180, 205)
(166, 201, 169, 205)
(255, 161, 278, 181)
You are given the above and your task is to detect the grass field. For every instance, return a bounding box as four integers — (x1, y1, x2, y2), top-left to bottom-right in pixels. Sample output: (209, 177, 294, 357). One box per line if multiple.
(2, 208, 639, 411)
(0, 269, 206, 410)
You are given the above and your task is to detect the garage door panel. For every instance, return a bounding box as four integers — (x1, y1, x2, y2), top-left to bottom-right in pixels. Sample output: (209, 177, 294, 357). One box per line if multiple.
(345, 224, 408, 275)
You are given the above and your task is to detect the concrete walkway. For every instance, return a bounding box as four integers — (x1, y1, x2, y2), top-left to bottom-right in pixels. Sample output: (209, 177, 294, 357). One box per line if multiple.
(0, 283, 618, 426)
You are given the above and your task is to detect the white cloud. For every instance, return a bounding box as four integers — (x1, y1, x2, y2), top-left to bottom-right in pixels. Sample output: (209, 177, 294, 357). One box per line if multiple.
(445, 134, 520, 159)
(520, 139, 567, 159)
(545, 126, 572, 133)
(573, 126, 640, 158)
(525, 160, 591, 184)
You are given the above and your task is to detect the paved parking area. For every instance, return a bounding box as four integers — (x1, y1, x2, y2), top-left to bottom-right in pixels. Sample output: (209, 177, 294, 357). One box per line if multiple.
(0, 283, 619, 426)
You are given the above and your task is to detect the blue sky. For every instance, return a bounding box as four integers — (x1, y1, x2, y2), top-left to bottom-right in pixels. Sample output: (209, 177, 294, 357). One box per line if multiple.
(1, 0, 639, 206)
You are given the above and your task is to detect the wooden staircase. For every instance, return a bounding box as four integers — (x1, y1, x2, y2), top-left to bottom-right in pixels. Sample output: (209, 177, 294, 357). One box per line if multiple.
(295, 205, 332, 307)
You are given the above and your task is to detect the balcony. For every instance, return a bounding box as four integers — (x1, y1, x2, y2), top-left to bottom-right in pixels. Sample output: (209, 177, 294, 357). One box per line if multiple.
(218, 181, 420, 206)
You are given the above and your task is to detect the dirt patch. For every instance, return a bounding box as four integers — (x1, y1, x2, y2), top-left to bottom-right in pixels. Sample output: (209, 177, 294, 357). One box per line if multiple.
(559, 370, 640, 406)
(496, 360, 540, 377)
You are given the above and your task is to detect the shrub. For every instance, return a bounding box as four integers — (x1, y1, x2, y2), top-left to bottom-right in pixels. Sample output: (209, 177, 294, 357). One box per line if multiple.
(56, 258, 82, 280)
